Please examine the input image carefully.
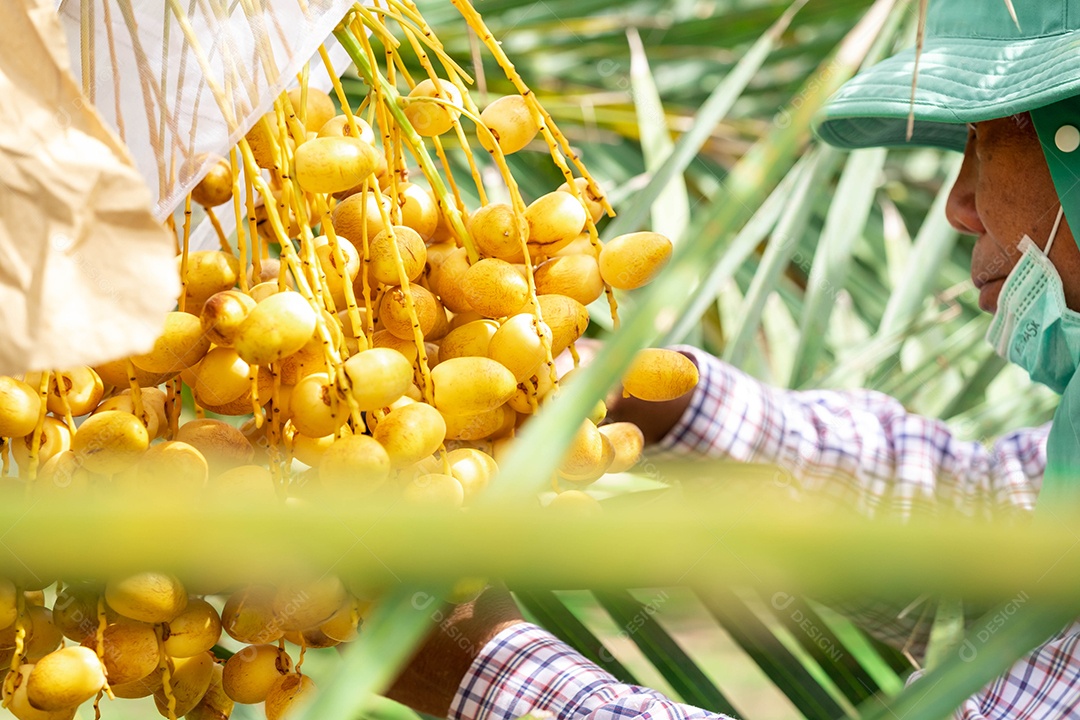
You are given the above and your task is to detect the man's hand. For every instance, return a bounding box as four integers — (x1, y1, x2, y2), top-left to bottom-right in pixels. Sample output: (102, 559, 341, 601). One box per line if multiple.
(386, 586, 524, 717)
(604, 388, 695, 445)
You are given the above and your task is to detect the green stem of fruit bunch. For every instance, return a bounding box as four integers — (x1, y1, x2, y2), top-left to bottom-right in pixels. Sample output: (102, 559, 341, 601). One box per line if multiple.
(490, 0, 902, 501)
(5, 493, 1080, 602)
(332, 19, 480, 263)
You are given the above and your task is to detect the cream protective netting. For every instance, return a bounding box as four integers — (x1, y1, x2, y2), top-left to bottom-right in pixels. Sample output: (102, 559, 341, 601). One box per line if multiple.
(57, 0, 355, 222)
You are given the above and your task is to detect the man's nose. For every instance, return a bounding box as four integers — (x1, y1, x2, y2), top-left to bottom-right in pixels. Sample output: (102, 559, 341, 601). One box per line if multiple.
(945, 142, 984, 236)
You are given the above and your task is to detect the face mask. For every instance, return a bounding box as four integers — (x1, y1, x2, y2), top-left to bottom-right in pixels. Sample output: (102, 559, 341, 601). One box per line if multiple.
(985, 207, 1080, 394)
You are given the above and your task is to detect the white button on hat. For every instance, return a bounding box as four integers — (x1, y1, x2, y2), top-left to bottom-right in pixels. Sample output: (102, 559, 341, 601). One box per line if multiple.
(1056, 125, 1080, 153)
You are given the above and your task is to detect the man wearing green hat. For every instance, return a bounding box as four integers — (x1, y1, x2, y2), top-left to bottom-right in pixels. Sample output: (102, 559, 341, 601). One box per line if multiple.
(389, 0, 1080, 718)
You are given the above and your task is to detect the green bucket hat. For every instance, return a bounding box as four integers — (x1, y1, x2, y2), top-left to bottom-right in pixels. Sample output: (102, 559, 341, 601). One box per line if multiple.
(815, 0, 1080, 243)
(815, 0, 1080, 153)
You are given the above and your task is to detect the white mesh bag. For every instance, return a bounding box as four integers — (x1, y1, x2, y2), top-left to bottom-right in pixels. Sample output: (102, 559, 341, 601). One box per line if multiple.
(57, 0, 355, 221)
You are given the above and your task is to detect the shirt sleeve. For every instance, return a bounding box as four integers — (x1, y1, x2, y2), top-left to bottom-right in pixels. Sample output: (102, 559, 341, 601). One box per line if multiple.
(657, 346, 1049, 522)
(451, 623, 732, 720)
(655, 346, 1050, 660)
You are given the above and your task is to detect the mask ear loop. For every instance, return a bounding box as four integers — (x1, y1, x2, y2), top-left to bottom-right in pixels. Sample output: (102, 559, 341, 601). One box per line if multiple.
(1043, 205, 1067, 256)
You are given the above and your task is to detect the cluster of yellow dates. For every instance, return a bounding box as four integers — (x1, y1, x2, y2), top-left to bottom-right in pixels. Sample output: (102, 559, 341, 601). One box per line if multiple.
(0, 572, 358, 720)
(0, 87, 694, 510)
(0, 4, 702, 717)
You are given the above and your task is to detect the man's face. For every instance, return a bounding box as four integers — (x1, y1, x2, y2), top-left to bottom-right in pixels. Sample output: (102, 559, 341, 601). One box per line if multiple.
(946, 114, 1080, 314)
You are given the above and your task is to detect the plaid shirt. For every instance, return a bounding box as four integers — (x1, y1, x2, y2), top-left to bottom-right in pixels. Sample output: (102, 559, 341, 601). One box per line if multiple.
(450, 349, 1075, 720)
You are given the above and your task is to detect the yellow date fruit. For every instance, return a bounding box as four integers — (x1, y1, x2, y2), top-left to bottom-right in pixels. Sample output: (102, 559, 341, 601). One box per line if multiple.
(84, 622, 160, 685)
(622, 349, 699, 402)
(478, 94, 539, 155)
(181, 251, 240, 311)
(163, 598, 221, 658)
(289, 373, 349, 439)
(132, 312, 212, 375)
(525, 191, 587, 256)
(72, 411, 149, 475)
(234, 292, 317, 366)
(373, 402, 446, 467)
(288, 88, 337, 134)
(343, 348, 414, 411)
(534, 255, 604, 306)
(469, 203, 527, 261)
(222, 644, 293, 704)
(557, 177, 606, 223)
(175, 419, 254, 474)
(10, 417, 71, 470)
(317, 114, 376, 145)
(318, 435, 392, 496)
(294, 136, 379, 194)
(488, 314, 552, 382)
(431, 357, 517, 416)
(152, 651, 214, 717)
(369, 226, 427, 286)
(598, 232, 673, 290)
(460, 259, 529, 318)
(0, 376, 41, 438)
(7, 664, 77, 720)
(190, 155, 233, 207)
(403, 79, 463, 137)
(598, 422, 645, 474)
(105, 572, 187, 624)
(201, 290, 256, 347)
(185, 663, 233, 720)
(536, 294, 589, 356)
(26, 647, 106, 712)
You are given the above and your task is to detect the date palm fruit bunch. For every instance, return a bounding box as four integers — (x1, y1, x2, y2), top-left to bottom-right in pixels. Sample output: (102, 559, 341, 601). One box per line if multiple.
(0, 572, 365, 720)
(0, 3, 695, 717)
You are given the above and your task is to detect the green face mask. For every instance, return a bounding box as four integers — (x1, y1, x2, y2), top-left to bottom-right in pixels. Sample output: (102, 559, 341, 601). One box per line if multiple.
(985, 208, 1080, 394)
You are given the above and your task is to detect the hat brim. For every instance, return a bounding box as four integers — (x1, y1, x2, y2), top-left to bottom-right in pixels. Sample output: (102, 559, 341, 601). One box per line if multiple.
(815, 31, 1080, 152)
